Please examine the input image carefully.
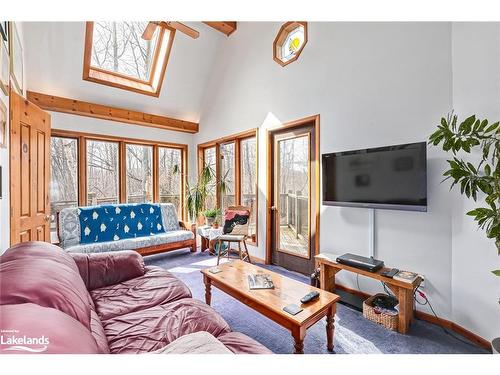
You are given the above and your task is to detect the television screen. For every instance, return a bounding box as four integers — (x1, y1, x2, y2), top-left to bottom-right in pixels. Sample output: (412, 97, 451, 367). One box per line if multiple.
(322, 142, 427, 211)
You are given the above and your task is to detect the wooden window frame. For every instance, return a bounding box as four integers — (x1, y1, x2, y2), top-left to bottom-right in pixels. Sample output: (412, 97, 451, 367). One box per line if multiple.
(197, 129, 259, 244)
(273, 21, 308, 67)
(51, 129, 188, 220)
(83, 22, 175, 97)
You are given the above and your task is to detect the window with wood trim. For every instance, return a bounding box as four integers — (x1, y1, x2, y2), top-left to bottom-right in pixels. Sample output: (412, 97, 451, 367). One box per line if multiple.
(83, 21, 175, 97)
(203, 147, 217, 210)
(198, 129, 258, 243)
(87, 139, 120, 205)
(220, 142, 236, 211)
(50, 136, 79, 235)
(273, 22, 308, 67)
(158, 147, 183, 213)
(125, 143, 153, 203)
(49, 131, 187, 232)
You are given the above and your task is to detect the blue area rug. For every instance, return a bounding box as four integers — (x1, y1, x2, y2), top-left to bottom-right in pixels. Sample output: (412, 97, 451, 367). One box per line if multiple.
(145, 250, 487, 354)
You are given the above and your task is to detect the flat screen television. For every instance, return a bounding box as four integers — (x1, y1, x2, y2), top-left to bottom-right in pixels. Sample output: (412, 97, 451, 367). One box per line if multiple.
(322, 142, 427, 211)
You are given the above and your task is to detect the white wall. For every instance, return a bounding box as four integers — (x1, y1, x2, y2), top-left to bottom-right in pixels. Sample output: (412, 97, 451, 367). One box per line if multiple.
(450, 23, 500, 341)
(0, 22, 27, 252)
(196, 21, 455, 319)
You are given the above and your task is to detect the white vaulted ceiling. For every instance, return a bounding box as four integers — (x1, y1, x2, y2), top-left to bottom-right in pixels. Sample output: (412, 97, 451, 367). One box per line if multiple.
(22, 22, 225, 123)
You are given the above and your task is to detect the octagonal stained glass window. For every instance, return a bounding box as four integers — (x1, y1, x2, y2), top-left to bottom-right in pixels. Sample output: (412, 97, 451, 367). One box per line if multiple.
(273, 22, 308, 66)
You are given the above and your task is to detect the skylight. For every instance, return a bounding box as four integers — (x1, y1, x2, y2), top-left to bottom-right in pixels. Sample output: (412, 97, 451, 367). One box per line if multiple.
(83, 22, 175, 97)
(91, 22, 160, 82)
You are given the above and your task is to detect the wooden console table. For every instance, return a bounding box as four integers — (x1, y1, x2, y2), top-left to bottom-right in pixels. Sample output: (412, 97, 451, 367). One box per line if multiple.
(315, 253, 422, 334)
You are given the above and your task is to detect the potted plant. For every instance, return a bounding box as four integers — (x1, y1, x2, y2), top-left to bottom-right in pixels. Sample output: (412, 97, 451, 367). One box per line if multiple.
(429, 113, 499, 352)
(185, 164, 214, 223)
(181, 158, 231, 224)
(203, 208, 221, 227)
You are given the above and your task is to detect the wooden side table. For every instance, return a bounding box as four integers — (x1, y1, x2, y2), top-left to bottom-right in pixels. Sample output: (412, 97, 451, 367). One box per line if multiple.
(315, 253, 422, 334)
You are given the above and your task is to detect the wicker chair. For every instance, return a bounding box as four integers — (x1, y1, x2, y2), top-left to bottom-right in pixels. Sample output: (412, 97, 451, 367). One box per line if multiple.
(216, 206, 252, 265)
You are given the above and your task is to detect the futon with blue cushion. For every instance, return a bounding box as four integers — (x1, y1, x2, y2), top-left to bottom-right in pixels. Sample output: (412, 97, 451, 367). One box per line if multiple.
(58, 203, 196, 255)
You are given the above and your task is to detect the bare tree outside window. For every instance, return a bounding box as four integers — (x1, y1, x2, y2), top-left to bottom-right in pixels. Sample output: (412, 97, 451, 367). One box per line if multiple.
(220, 142, 235, 210)
(126, 144, 153, 203)
(240, 137, 257, 238)
(204, 147, 217, 210)
(91, 21, 159, 81)
(159, 147, 182, 213)
(50, 137, 78, 234)
(277, 135, 310, 256)
(87, 140, 119, 205)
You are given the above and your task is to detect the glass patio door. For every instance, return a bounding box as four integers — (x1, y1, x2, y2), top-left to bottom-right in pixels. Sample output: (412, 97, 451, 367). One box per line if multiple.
(269, 120, 318, 275)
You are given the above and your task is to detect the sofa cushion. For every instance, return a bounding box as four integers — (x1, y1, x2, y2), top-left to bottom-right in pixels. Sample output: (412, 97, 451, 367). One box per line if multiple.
(79, 204, 165, 244)
(90, 308, 110, 353)
(71, 250, 145, 291)
(91, 266, 191, 321)
(0, 303, 101, 354)
(160, 203, 180, 231)
(58, 207, 81, 248)
(65, 230, 194, 254)
(217, 332, 273, 354)
(0, 242, 93, 330)
(102, 298, 231, 354)
(152, 332, 232, 354)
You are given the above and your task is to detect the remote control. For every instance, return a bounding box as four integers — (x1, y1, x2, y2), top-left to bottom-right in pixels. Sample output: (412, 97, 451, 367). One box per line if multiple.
(382, 268, 399, 278)
(300, 291, 320, 304)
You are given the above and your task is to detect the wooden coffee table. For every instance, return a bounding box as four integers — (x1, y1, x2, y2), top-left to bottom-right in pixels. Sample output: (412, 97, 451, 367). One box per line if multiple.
(201, 260, 340, 354)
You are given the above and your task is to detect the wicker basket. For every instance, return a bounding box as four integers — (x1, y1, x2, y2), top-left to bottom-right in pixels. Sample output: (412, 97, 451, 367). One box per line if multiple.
(363, 293, 399, 331)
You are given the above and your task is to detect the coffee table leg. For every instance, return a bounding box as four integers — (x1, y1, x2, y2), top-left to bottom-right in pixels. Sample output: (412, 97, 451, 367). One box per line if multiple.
(204, 275, 212, 305)
(292, 328, 305, 354)
(326, 304, 336, 352)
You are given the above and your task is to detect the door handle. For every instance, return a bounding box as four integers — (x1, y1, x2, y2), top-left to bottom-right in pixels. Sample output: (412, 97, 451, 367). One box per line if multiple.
(270, 206, 277, 212)
(44, 215, 50, 222)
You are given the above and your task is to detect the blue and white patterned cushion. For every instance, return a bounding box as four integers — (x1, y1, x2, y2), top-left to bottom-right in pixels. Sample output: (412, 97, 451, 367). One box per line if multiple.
(160, 203, 180, 231)
(79, 203, 165, 244)
(58, 207, 81, 248)
(65, 230, 193, 254)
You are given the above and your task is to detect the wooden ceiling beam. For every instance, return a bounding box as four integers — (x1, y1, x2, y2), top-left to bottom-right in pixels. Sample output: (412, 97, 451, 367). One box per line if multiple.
(27, 91, 199, 134)
(203, 22, 237, 36)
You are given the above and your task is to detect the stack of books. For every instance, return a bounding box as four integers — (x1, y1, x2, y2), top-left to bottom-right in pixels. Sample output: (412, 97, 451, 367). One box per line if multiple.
(393, 270, 419, 283)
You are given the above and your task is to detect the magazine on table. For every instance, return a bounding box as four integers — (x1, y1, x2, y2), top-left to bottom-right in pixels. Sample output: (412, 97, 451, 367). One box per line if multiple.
(248, 274, 275, 290)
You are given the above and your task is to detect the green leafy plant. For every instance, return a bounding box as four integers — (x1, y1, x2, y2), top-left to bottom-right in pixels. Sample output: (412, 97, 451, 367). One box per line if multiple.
(180, 159, 231, 223)
(203, 208, 222, 219)
(429, 113, 500, 278)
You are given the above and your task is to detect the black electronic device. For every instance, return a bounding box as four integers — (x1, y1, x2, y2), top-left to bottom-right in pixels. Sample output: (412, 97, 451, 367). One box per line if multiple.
(382, 268, 399, 278)
(283, 304, 303, 316)
(300, 291, 320, 304)
(322, 142, 427, 212)
(336, 253, 384, 272)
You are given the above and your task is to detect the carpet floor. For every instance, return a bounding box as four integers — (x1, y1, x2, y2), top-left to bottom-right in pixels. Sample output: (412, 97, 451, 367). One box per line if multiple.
(145, 249, 487, 354)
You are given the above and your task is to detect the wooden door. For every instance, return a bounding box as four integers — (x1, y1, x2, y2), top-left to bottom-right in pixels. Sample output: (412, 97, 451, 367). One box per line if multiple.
(267, 116, 320, 275)
(10, 91, 51, 245)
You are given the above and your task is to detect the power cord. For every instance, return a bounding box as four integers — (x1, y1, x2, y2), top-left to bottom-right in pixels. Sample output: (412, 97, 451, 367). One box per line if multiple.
(414, 288, 479, 348)
(377, 282, 479, 348)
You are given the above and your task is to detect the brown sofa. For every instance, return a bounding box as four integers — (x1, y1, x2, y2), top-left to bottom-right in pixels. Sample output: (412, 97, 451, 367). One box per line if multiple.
(0, 241, 271, 354)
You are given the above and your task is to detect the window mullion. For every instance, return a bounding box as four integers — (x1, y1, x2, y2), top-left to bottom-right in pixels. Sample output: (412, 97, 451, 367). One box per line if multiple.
(79, 137, 87, 206)
(153, 145, 159, 203)
(119, 141, 126, 203)
(235, 138, 241, 206)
